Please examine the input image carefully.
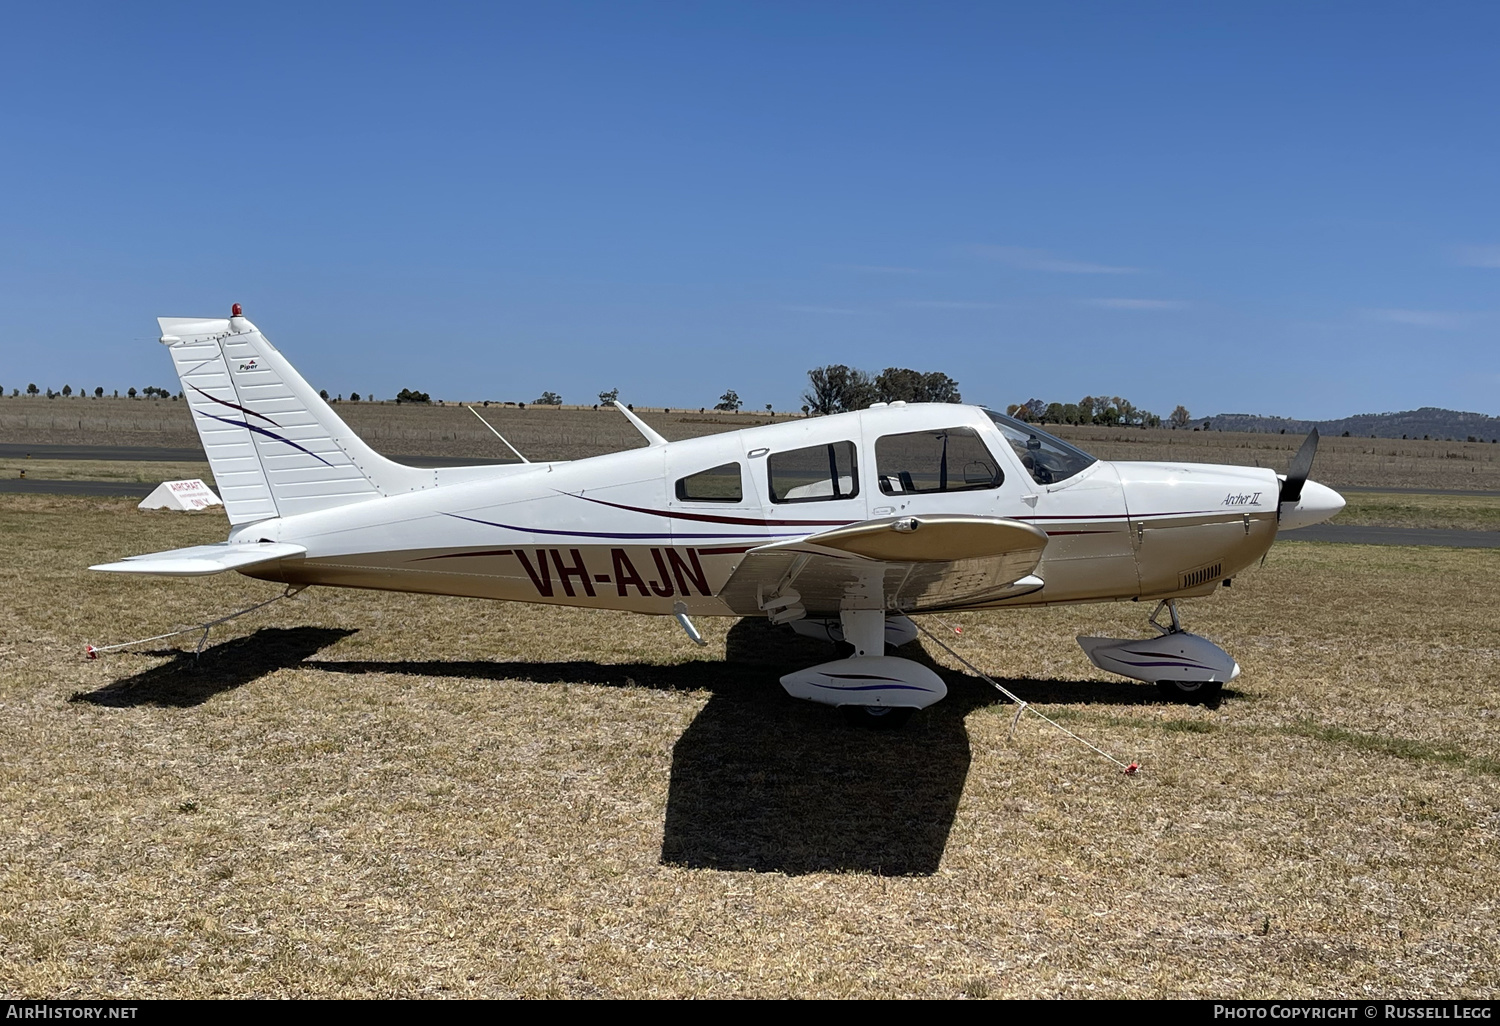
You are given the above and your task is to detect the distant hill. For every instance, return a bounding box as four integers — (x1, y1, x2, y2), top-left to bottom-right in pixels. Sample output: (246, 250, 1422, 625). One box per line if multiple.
(1206, 407, 1500, 442)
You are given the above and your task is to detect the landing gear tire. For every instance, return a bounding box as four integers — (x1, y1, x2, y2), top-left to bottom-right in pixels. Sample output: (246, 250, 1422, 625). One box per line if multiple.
(840, 705, 915, 729)
(1156, 679, 1224, 703)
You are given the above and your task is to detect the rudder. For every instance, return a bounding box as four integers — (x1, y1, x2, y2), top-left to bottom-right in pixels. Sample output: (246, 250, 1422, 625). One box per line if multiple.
(160, 308, 431, 525)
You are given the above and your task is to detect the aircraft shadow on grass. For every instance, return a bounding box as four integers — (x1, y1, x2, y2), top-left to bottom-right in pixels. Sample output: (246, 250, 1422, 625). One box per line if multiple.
(302, 617, 1182, 877)
(73, 618, 1207, 875)
(69, 626, 356, 709)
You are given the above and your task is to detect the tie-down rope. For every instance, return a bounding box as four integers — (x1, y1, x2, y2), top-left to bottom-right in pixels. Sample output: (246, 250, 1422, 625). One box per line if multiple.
(86, 585, 305, 660)
(909, 616, 1140, 775)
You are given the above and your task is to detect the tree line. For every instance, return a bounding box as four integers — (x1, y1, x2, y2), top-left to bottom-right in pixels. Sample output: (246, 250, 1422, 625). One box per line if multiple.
(796, 368, 1199, 430)
(1006, 397, 1194, 429)
(1, 371, 1189, 428)
(802, 365, 961, 414)
(3, 384, 180, 399)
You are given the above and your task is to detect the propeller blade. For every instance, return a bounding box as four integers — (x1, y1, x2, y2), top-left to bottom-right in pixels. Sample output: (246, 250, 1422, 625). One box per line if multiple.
(1279, 428, 1319, 505)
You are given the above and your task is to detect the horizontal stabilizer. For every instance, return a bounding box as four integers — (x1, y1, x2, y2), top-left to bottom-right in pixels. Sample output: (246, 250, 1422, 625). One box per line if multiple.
(90, 542, 306, 577)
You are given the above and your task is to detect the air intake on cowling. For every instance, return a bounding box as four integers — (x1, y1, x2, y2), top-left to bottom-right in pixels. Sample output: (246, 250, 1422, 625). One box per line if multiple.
(1179, 562, 1223, 591)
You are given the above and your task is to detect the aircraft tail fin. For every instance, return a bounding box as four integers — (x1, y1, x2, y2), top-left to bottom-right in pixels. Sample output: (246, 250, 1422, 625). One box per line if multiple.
(159, 309, 431, 526)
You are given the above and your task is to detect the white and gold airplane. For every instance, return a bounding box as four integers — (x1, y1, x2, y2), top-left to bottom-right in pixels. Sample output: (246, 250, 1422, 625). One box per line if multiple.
(93, 307, 1344, 725)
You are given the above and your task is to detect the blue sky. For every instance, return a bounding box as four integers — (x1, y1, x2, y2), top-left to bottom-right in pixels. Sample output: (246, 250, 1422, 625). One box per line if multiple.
(2, 2, 1496, 419)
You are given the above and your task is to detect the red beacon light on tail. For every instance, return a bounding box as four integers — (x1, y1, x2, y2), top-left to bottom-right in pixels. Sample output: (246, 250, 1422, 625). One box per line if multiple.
(231, 303, 242, 317)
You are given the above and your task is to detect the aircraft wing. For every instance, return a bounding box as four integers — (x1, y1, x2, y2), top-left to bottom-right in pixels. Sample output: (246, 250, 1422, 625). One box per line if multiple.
(719, 514, 1049, 616)
(90, 542, 307, 577)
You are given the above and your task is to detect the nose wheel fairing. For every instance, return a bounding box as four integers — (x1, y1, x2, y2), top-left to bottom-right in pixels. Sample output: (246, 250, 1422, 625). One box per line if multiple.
(1078, 599, 1240, 701)
(1077, 631, 1240, 686)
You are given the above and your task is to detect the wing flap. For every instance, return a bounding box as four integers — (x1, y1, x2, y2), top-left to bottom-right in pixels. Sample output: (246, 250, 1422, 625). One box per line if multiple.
(90, 542, 306, 577)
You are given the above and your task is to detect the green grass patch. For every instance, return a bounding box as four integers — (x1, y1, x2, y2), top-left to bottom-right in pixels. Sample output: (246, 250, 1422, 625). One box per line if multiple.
(1278, 720, 1500, 777)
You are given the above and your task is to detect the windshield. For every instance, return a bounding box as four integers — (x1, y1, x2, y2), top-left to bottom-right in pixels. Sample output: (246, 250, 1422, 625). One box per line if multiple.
(983, 410, 1098, 485)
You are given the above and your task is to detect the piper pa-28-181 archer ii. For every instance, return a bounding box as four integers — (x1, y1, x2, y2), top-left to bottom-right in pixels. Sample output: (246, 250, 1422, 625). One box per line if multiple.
(93, 307, 1345, 726)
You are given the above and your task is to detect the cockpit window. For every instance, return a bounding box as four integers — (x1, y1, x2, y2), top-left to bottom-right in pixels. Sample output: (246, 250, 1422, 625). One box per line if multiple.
(983, 410, 1098, 485)
(875, 427, 1002, 494)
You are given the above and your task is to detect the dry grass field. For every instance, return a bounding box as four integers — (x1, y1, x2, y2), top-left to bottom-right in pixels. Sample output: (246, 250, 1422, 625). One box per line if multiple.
(2, 493, 1497, 998)
(5, 396, 1499, 491)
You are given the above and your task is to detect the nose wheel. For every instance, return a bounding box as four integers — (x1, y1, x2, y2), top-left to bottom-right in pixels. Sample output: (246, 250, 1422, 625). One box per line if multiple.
(1149, 601, 1223, 702)
(1146, 597, 1218, 702)
(1155, 676, 1222, 702)
(1078, 599, 1239, 703)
